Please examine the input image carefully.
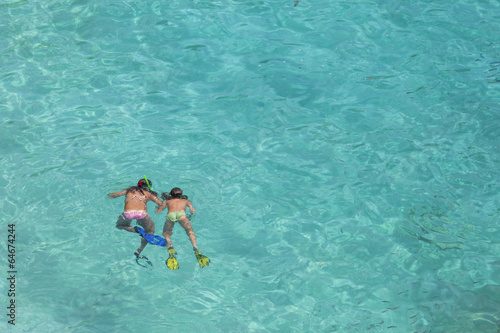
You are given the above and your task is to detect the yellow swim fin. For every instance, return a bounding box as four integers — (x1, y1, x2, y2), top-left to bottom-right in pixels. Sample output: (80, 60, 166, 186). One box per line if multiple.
(194, 250, 210, 268)
(166, 248, 179, 270)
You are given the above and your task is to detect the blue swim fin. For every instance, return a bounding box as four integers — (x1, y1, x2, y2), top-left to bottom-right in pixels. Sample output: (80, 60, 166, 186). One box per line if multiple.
(134, 251, 153, 268)
(134, 227, 167, 247)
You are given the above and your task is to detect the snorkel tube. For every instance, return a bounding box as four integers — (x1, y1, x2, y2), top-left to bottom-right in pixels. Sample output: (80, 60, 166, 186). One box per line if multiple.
(144, 175, 153, 191)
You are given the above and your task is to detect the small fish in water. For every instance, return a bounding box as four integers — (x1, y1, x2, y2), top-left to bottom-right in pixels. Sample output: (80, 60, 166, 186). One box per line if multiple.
(293, 0, 301, 7)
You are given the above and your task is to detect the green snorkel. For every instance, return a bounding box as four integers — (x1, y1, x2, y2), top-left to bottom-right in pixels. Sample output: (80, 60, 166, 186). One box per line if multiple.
(144, 175, 153, 191)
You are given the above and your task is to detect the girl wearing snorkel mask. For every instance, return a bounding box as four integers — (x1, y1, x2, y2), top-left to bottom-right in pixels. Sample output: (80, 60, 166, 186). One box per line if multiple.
(108, 178, 162, 257)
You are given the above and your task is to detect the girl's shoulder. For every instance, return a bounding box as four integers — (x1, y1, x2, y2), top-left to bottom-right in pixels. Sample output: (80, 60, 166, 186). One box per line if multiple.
(126, 187, 140, 194)
(125, 189, 136, 196)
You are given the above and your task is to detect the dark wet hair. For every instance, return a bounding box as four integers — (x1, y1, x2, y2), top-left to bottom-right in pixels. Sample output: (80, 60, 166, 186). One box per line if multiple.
(126, 179, 158, 197)
(170, 187, 183, 197)
(161, 187, 188, 200)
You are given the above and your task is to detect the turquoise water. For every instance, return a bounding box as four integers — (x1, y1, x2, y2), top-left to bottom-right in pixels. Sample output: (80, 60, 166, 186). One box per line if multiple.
(1, 0, 499, 332)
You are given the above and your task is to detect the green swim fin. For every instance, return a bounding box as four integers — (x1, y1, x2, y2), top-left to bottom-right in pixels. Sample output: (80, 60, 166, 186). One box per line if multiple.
(166, 248, 179, 270)
(194, 250, 210, 268)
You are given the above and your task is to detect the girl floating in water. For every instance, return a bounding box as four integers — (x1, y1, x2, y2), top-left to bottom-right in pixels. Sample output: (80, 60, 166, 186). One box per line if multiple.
(157, 187, 210, 269)
(108, 178, 163, 257)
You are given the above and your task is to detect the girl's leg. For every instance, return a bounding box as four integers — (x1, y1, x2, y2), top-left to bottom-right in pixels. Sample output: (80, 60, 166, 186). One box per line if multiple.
(136, 238, 148, 255)
(178, 216, 198, 250)
(162, 219, 175, 249)
(116, 214, 135, 232)
(136, 216, 155, 254)
(138, 215, 155, 233)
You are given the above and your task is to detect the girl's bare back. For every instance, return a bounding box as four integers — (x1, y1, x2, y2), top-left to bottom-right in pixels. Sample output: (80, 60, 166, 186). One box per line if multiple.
(166, 198, 194, 214)
(124, 190, 150, 211)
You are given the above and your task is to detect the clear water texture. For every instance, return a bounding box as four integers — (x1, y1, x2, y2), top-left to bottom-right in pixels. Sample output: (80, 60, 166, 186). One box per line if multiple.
(1, 0, 499, 332)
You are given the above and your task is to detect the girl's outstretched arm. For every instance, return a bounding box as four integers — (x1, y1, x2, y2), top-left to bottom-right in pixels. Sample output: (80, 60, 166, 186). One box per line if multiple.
(108, 190, 127, 198)
(149, 192, 164, 212)
(156, 200, 167, 214)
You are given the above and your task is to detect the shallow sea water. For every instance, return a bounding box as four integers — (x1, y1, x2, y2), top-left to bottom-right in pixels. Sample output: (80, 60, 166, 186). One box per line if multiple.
(1, 0, 499, 332)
